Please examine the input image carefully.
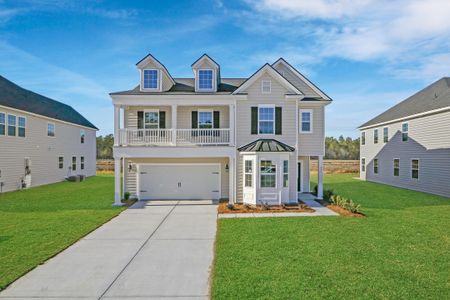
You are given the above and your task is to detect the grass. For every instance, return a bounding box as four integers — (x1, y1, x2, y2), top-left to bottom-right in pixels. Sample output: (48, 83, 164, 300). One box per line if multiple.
(212, 173, 450, 299)
(0, 175, 124, 289)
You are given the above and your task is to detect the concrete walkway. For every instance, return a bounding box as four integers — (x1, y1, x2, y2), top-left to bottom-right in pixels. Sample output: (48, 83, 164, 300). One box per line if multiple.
(0, 200, 217, 300)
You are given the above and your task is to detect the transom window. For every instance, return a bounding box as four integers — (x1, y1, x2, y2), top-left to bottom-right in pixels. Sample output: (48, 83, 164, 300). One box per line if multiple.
(411, 159, 419, 179)
(244, 160, 253, 187)
(374, 158, 379, 174)
(394, 159, 400, 176)
(47, 123, 55, 137)
(8, 114, 16, 136)
(198, 69, 213, 90)
(383, 127, 388, 143)
(198, 111, 213, 129)
(143, 69, 158, 89)
(361, 158, 366, 172)
(80, 130, 85, 143)
(361, 132, 365, 145)
(374, 129, 379, 144)
(260, 160, 276, 188)
(402, 123, 408, 141)
(283, 160, 289, 187)
(0, 112, 5, 135)
(258, 106, 275, 134)
(58, 156, 64, 169)
(261, 80, 271, 93)
(144, 111, 159, 129)
(300, 110, 312, 133)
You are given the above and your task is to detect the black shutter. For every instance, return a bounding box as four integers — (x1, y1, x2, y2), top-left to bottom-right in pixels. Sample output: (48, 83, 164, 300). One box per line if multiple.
(275, 107, 282, 135)
(213, 111, 220, 128)
(137, 111, 144, 129)
(251, 107, 258, 134)
(159, 111, 166, 129)
(191, 111, 198, 128)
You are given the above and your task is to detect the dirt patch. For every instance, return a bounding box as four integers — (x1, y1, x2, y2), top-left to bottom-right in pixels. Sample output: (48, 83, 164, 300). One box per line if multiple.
(218, 201, 315, 214)
(317, 200, 365, 217)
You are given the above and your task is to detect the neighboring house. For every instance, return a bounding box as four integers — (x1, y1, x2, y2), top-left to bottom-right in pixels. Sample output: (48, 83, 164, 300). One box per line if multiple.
(110, 54, 332, 205)
(0, 76, 97, 193)
(359, 77, 450, 198)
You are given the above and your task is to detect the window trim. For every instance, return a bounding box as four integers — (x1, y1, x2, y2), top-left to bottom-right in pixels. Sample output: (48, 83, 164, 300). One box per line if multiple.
(283, 160, 289, 188)
(72, 156, 77, 171)
(142, 69, 160, 90)
(261, 80, 271, 94)
(197, 69, 214, 91)
(411, 158, 419, 180)
(244, 159, 253, 188)
(258, 104, 275, 135)
(143, 109, 160, 129)
(7, 114, 17, 136)
(198, 109, 214, 129)
(260, 159, 277, 188)
(402, 122, 409, 142)
(299, 109, 313, 133)
(393, 158, 400, 177)
(383, 127, 389, 143)
(47, 122, 56, 137)
(361, 131, 365, 145)
(373, 158, 379, 174)
(374, 128, 379, 144)
(361, 158, 366, 172)
(58, 156, 64, 169)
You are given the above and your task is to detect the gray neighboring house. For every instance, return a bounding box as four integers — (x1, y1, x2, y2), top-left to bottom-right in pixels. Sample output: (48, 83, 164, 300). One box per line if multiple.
(359, 77, 450, 198)
(0, 76, 98, 193)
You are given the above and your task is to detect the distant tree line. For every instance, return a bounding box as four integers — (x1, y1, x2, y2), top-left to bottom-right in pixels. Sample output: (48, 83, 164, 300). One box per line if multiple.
(325, 136, 360, 160)
(97, 134, 114, 159)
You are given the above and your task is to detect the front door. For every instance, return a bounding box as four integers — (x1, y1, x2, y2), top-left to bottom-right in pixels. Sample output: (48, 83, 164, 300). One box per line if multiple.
(297, 162, 302, 192)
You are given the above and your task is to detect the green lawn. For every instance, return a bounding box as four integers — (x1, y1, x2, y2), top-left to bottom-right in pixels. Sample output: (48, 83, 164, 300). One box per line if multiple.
(212, 174, 450, 299)
(0, 175, 124, 289)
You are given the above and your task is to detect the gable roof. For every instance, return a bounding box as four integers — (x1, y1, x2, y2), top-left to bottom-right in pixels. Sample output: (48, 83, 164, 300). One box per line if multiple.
(232, 63, 302, 95)
(136, 53, 176, 86)
(359, 77, 450, 129)
(238, 139, 295, 152)
(272, 58, 331, 101)
(0, 76, 97, 130)
(191, 53, 220, 69)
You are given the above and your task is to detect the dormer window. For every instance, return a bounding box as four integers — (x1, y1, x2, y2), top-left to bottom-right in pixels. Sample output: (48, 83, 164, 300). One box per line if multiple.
(143, 69, 159, 89)
(198, 69, 213, 90)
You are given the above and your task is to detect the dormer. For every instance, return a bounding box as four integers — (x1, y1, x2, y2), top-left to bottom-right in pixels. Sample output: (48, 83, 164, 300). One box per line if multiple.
(136, 54, 175, 92)
(191, 54, 220, 92)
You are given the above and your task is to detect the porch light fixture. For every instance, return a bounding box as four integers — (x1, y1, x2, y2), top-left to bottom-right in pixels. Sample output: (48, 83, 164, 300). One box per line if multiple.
(225, 164, 229, 172)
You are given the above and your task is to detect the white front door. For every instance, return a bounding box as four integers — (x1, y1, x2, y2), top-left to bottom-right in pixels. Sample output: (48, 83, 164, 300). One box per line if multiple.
(138, 164, 220, 200)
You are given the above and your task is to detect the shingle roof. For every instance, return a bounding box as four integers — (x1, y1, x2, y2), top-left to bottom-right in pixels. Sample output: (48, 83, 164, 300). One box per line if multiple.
(0, 76, 97, 130)
(360, 77, 450, 128)
(238, 139, 295, 152)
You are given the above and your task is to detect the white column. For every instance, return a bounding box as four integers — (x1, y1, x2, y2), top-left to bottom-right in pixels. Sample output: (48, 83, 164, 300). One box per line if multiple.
(171, 104, 177, 145)
(228, 156, 235, 204)
(229, 104, 235, 146)
(114, 157, 122, 206)
(114, 105, 120, 146)
(317, 155, 324, 199)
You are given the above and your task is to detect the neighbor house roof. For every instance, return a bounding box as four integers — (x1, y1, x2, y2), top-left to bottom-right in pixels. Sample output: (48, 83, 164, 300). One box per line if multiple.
(238, 139, 295, 152)
(0, 76, 98, 130)
(359, 77, 450, 129)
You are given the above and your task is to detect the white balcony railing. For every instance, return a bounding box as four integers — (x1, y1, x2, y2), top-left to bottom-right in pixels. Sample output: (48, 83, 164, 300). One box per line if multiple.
(118, 128, 231, 146)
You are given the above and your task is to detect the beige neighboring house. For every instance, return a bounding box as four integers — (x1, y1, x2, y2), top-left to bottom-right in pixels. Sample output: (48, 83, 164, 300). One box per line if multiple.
(0, 76, 97, 193)
(110, 54, 332, 205)
(359, 77, 450, 198)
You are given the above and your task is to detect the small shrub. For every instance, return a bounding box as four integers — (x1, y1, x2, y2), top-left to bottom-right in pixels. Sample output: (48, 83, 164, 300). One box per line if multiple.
(226, 203, 235, 210)
(323, 189, 334, 201)
(261, 201, 271, 210)
(330, 194, 362, 214)
(124, 192, 130, 201)
(313, 185, 318, 196)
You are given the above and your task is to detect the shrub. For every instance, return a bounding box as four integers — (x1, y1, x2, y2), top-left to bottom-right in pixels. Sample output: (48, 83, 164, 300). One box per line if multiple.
(124, 192, 130, 201)
(323, 189, 334, 201)
(330, 194, 362, 214)
(313, 185, 318, 195)
(226, 203, 235, 210)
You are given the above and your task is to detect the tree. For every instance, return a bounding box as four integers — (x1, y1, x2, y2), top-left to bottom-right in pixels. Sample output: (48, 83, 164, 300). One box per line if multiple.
(325, 136, 360, 160)
(96, 134, 114, 159)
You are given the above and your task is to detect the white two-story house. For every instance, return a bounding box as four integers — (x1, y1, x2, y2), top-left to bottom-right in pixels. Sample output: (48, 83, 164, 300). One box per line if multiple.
(110, 54, 331, 205)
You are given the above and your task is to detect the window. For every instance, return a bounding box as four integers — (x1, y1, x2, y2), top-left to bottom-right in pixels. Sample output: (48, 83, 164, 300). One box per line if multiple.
(258, 106, 275, 134)
(383, 127, 388, 143)
(244, 160, 253, 187)
(198, 111, 213, 129)
(261, 80, 271, 93)
(402, 123, 408, 141)
(283, 160, 289, 187)
(361, 158, 366, 172)
(81, 156, 85, 170)
(143, 69, 158, 89)
(411, 159, 419, 179)
(72, 156, 76, 171)
(361, 132, 365, 145)
(47, 123, 55, 137)
(260, 160, 276, 188)
(80, 130, 85, 143)
(8, 114, 16, 136)
(144, 111, 159, 129)
(374, 129, 379, 144)
(0, 112, 5, 135)
(18, 117, 26, 137)
(374, 158, 378, 174)
(198, 69, 213, 90)
(300, 109, 312, 133)
(394, 159, 400, 176)
(58, 156, 64, 169)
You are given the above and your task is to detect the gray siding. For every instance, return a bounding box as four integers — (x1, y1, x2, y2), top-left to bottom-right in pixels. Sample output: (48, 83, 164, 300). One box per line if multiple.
(273, 63, 320, 98)
(298, 104, 325, 156)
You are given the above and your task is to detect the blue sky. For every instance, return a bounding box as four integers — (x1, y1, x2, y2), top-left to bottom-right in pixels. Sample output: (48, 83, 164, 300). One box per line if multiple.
(1, 0, 449, 137)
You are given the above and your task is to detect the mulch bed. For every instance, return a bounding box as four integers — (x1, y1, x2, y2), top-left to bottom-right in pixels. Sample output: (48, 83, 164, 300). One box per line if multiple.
(218, 201, 315, 214)
(317, 199, 365, 217)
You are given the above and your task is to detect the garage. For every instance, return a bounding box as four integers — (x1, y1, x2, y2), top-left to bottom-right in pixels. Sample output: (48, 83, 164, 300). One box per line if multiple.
(137, 164, 221, 200)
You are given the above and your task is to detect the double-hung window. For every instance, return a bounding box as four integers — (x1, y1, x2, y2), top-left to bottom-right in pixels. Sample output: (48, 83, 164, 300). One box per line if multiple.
(198, 69, 213, 90)
(144, 111, 159, 129)
(402, 123, 408, 141)
(18, 117, 26, 137)
(283, 160, 289, 187)
(383, 127, 388, 143)
(143, 69, 158, 89)
(58, 156, 64, 169)
(244, 160, 253, 187)
(81, 156, 85, 170)
(0, 112, 5, 135)
(374, 129, 379, 144)
(48, 123, 55, 137)
(261, 80, 271, 93)
(361, 132, 365, 145)
(258, 106, 275, 134)
(8, 114, 16, 136)
(198, 111, 213, 129)
(80, 130, 85, 143)
(411, 159, 419, 179)
(394, 159, 400, 176)
(300, 109, 312, 133)
(72, 156, 77, 171)
(361, 158, 366, 172)
(260, 160, 276, 188)
(374, 158, 379, 174)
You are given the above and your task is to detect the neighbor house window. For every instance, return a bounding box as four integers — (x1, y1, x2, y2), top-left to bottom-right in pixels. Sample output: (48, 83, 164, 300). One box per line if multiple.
(0, 112, 5, 135)
(18, 117, 26, 137)
(198, 69, 213, 90)
(8, 114, 16, 136)
(81, 156, 85, 170)
(260, 160, 276, 188)
(80, 130, 85, 143)
(361, 132, 365, 145)
(374, 129, 379, 144)
(261, 80, 271, 93)
(72, 156, 76, 171)
(198, 111, 213, 129)
(394, 159, 399, 176)
(402, 123, 408, 141)
(143, 69, 158, 89)
(361, 158, 366, 172)
(47, 123, 55, 137)
(383, 127, 388, 143)
(300, 109, 312, 133)
(411, 159, 419, 179)
(374, 158, 379, 174)
(244, 160, 253, 187)
(58, 156, 64, 169)
(283, 160, 289, 187)
(258, 106, 275, 134)
(144, 111, 159, 129)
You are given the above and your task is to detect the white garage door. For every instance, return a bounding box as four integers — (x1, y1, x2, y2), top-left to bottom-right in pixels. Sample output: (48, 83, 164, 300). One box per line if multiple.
(138, 164, 220, 200)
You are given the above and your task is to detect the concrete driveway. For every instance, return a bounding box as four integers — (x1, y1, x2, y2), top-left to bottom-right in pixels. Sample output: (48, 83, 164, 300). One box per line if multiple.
(0, 200, 218, 300)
